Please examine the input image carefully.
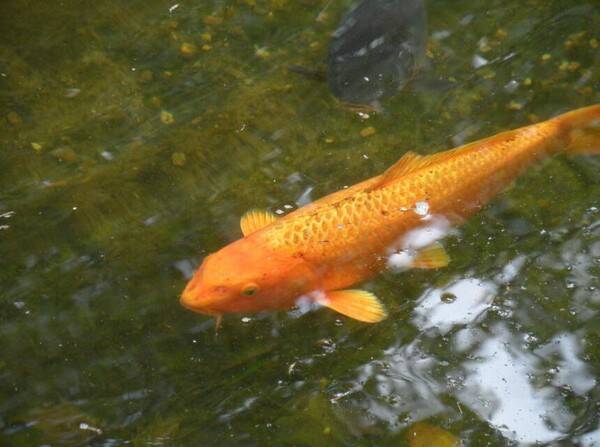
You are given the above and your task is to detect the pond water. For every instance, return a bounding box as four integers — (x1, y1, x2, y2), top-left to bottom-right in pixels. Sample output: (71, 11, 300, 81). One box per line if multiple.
(1, 0, 599, 445)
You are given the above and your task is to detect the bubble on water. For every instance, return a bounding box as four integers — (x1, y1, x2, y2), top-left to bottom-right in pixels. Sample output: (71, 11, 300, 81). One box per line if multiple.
(472, 54, 489, 68)
(79, 423, 102, 434)
(440, 292, 457, 303)
(414, 201, 429, 216)
(143, 215, 159, 226)
(504, 80, 519, 93)
(460, 14, 474, 26)
(101, 151, 114, 161)
(432, 30, 452, 40)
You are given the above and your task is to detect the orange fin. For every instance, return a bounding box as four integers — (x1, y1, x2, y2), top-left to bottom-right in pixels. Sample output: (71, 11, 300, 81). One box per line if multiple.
(371, 151, 424, 189)
(411, 242, 450, 269)
(407, 422, 460, 447)
(371, 148, 469, 190)
(240, 209, 278, 236)
(321, 289, 387, 323)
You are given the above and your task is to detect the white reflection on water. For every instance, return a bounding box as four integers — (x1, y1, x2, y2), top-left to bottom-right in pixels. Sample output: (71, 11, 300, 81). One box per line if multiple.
(580, 427, 600, 447)
(458, 327, 595, 443)
(536, 332, 596, 396)
(342, 233, 599, 443)
(412, 256, 525, 334)
(387, 215, 455, 271)
(458, 324, 567, 444)
(351, 340, 447, 423)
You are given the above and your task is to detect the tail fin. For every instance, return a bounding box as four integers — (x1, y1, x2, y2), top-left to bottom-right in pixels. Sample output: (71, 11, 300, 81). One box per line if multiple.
(555, 104, 600, 156)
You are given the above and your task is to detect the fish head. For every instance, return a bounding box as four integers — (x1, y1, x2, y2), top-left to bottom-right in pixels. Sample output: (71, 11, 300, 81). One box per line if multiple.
(180, 237, 314, 316)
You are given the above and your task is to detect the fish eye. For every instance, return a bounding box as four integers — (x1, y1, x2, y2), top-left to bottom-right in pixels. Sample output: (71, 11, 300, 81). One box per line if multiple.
(241, 283, 259, 296)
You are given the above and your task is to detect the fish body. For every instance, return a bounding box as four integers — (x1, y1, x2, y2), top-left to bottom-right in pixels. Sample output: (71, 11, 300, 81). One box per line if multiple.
(327, 0, 427, 105)
(181, 105, 600, 323)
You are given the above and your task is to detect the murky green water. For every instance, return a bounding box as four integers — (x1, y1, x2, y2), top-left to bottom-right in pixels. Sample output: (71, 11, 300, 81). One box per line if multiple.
(1, 0, 599, 445)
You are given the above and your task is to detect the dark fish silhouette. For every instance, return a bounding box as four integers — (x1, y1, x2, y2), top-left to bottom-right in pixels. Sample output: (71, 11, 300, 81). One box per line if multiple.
(327, 0, 427, 106)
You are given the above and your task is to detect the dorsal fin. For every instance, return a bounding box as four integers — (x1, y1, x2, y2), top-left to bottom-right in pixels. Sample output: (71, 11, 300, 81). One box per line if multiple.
(371, 151, 425, 189)
(371, 147, 467, 190)
(240, 209, 278, 236)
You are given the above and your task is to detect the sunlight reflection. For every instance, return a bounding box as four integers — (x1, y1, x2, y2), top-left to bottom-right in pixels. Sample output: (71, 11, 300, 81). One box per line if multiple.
(458, 324, 567, 444)
(352, 340, 446, 424)
(412, 256, 526, 334)
(343, 254, 598, 443)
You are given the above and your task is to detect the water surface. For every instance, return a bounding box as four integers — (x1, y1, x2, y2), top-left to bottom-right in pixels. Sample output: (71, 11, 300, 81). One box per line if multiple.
(1, 0, 599, 445)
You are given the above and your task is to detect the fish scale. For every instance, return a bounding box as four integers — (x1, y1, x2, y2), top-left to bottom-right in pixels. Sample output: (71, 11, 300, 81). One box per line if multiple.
(268, 118, 570, 267)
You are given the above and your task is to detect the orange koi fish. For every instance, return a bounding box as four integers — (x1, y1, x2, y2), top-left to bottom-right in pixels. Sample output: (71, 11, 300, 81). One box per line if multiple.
(181, 105, 600, 324)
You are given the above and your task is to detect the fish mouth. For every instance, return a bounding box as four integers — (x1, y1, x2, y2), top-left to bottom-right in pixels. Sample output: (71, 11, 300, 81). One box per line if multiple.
(179, 292, 220, 316)
(179, 287, 222, 317)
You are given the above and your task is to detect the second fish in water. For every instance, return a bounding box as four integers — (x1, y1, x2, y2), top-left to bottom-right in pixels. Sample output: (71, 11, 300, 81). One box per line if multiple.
(327, 0, 427, 106)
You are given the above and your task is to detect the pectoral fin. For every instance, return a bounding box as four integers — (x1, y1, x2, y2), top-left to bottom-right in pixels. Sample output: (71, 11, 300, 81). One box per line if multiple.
(240, 209, 278, 236)
(321, 289, 387, 323)
(411, 242, 450, 269)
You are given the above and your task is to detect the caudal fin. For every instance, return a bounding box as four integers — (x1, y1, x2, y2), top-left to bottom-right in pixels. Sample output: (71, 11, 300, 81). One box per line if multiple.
(555, 104, 600, 156)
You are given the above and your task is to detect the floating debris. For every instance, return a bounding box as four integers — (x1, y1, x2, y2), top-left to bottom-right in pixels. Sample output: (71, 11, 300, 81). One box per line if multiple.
(171, 152, 187, 166)
(472, 54, 488, 68)
(541, 53, 552, 62)
(31, 142, 43, 152)
(504, 80, 519, 93)
(507, 100, 524, 111)
(160, 110, 175, 124)
(254, 46, 270, 59)
(558, 61, 581, 72)
(180, 42, 197, 56)
(478, 37, 491, 53)
(65, 88, 81, 98)
(495, 28, 508, 39)
(360, 126, 376, 138)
